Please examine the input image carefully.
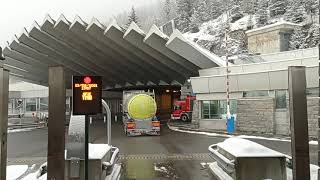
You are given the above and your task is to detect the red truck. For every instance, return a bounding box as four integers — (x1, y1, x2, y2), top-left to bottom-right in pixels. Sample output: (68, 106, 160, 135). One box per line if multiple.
(171, 96, 196, 122)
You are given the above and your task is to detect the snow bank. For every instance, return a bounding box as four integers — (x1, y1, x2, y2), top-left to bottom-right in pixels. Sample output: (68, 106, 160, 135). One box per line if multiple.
(8, 127, 38, 133)
(168, 125, 318, 145)
(7, 165, 28, 180)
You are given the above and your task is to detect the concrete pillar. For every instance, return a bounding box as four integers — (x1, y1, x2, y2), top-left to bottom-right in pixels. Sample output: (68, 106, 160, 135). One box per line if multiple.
(48, 66, 66, 180)
(288, 66, 310, 180)
(0, 68, 9, 180)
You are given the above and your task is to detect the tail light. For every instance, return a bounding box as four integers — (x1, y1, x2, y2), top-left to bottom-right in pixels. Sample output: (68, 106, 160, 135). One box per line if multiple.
(127, 122, 135, 129)
(152, 121, 160, 127)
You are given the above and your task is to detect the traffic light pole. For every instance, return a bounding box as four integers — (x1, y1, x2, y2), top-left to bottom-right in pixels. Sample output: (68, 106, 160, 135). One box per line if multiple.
(0, 68, 9, 180)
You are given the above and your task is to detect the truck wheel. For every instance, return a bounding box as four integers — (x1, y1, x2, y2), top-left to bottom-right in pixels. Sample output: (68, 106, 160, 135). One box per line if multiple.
(181, 115, 189, 122)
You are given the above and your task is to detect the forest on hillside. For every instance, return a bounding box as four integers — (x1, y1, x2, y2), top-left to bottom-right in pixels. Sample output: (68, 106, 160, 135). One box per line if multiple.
(114, 0, 319, 55)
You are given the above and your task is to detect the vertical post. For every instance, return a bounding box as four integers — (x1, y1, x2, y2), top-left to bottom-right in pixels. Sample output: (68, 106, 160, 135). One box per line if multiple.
(85, 115, 89, 180)
(288, 66, 310, 180)
(0, 68, 9, 180)
(48, 66, 66, 180)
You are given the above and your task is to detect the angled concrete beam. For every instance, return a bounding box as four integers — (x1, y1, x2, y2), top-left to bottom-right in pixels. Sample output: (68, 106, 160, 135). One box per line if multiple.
(104, 22, 173, 84)
(144, 25, 199, 75)
(166, 29, 224, 68)
(124, 22, 188, 81)
(42, 15, 118, 84)
(85, 18, 157, 83)
(69, 16, 140, 83)
(16, 28, 94, 76)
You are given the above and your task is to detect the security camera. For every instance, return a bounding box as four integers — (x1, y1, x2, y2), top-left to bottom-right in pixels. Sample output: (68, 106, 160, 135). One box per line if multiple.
(0, 46, 5, 60)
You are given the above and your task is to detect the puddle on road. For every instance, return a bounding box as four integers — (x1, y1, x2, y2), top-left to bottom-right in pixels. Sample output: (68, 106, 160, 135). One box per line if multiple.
(120, 159, 215, 180)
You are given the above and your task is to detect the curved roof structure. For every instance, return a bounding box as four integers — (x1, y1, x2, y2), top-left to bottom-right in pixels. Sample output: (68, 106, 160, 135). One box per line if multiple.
(1, 15, 224, 89)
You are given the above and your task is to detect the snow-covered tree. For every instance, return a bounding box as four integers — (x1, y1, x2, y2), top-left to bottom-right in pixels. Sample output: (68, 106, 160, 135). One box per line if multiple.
(209, 0, 223, 19)
(289, 27, 306, 49)
(285, 0, 306, 23)
(230, 0, 244, 23)
(269, 0, 287, 18)
(190, 0, 211, 32)
(176, 0, 194, 32)
(303, 0, 319, 23)
(305, 23, 320, 47)
(164, 0, 172, 21)
(241, 0, 258, 14)
(126, 6, 140, 28)
(256, 0, 269, 26)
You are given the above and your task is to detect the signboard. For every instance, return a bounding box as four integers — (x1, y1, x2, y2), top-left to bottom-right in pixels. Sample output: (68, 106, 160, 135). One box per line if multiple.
(72, 76, 102, 115)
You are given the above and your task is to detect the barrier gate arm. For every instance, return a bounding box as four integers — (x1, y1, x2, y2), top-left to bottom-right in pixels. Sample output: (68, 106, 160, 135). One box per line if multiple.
(102, 99, 112, 145)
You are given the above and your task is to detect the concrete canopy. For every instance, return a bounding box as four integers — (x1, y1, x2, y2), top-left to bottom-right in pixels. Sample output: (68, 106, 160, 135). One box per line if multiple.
(1, 15, 224, 89)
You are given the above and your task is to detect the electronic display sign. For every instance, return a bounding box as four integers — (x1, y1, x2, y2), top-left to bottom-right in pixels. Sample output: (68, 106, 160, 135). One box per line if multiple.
(72, 76, 102, 115)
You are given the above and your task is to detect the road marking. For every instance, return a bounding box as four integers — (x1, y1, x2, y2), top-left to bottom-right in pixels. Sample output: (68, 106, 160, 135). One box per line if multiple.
(119, 153, 211, 160)
(7, 153, 212, 164)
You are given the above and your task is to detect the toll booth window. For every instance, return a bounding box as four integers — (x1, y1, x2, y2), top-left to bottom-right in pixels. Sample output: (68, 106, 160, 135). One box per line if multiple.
(26, 98, 37, 112)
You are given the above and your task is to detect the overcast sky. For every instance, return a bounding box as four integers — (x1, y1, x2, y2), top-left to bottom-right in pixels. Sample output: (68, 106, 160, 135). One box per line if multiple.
(0, 0, 158, 48)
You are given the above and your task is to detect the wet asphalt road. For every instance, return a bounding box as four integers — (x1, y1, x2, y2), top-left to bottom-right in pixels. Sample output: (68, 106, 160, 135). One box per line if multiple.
(7, 120, 318, 180)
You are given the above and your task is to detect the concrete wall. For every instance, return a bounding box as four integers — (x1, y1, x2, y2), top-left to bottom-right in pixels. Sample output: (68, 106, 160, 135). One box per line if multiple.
(247, 30, 281, 54)
(236, 98, 275, 134)
(236, 97, 319, 138)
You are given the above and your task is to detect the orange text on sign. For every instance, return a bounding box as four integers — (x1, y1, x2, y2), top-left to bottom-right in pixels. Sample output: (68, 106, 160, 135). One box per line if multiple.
(75, 83, 98, 91)
(82, 92, 93, 101)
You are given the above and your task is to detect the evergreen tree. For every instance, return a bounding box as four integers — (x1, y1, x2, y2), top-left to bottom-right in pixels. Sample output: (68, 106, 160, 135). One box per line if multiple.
(306, 23, 320, 47)
(241, 0, 258, 14)
(209, 0, 223, 20)
(230, 0, 244, 23)
(269, 0, 287, 18)
(256, 0, 269, 26)
(304, 0, 319, 23)
(164, 0, 172, 21)
(176, 0, 194, 32)
(285, 0, 306, 23)
(126, 6, 140, 28)
(190, 0, 211, 32)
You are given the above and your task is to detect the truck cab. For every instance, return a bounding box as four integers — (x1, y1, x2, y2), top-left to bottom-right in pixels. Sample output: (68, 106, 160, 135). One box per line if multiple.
(171, 96, 196, 122)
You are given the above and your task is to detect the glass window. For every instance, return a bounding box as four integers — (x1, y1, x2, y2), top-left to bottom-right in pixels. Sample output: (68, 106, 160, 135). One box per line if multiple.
(306, 88, 319, 97)
(40, 97, 48, 112)
(243, 90, 269, 97)
(275, 90, 287, 109)
(202, 100, 237, 119)
(26, 98, 37, 112)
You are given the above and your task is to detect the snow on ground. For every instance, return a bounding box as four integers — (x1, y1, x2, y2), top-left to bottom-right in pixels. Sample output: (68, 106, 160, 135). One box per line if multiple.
(168, 125, 317, 145)
(287, 165, 319, 180)
(154, 165, 168, 173)
(7, 165, 28, 180)
(8, 127, 38, 133)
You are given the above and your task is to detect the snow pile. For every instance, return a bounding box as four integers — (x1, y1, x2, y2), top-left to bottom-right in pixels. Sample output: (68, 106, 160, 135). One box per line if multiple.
(7, 165, 28, 180)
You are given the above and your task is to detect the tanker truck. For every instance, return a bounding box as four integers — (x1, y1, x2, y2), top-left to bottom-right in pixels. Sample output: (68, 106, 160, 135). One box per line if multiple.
(122, 90, 160, 136)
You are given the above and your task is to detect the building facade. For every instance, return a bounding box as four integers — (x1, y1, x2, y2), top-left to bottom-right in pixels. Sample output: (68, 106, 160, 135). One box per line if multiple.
(191, 47, 319, 137)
